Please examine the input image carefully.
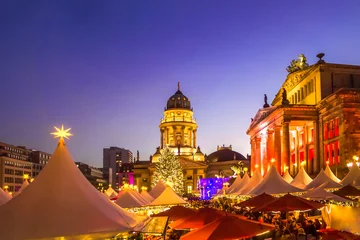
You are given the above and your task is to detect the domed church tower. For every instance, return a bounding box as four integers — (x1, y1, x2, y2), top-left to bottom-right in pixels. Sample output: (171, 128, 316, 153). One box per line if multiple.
(152, 82, 205, 162)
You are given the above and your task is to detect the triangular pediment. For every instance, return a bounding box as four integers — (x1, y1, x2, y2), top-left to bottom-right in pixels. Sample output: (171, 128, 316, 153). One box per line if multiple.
(248, 106, 278, 131)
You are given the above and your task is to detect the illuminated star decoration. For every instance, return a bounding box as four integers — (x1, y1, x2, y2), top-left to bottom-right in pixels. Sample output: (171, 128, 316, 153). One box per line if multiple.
(51, 125, 73, 140)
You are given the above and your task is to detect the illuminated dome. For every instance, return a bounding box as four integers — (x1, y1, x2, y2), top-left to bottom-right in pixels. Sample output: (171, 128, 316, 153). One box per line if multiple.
(207, 145, 247, 163)
(166, 82, 191, 110)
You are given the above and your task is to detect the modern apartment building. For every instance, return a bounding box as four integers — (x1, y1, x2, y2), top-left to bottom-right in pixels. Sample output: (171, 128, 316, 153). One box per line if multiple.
(103, 147, 133, 189)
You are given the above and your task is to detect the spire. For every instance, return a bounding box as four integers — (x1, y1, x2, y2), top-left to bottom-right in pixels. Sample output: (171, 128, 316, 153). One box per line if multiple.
(178, 82, 180, 91)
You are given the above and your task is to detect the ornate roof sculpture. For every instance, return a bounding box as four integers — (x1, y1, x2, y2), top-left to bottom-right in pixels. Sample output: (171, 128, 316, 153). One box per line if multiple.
(166, 82, 192, 110)
(286, 54, 309, 74)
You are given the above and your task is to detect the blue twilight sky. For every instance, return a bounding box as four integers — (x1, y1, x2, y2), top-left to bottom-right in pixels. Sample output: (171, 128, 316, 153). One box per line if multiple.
(1, 1, 360, 167)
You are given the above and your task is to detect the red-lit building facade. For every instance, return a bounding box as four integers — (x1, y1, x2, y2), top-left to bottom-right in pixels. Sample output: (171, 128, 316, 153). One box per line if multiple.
(247, 54, 360, 178)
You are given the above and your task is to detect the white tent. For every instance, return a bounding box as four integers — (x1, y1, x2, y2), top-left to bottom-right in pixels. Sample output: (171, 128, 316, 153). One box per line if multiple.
(324, 165, 341, 183)
(305, 169, 342, 190)
(341, 163, 360, 186)
(0, 188, 11, 206)
(132, 190, 151, 204)
(149, 180, 167, 198)
(150, 186, 187, 206)
(226, 175, 242, 194)
(238, 168, 263, 195)
(0, 138, 141, 240)
(249, 164, 304, 195)
(283, 170, 293, 183)
(16, 179, 29, 195)
(301, 182, 351, 202)
(230, 173, 250, 195)
(291, 167, 313, 189)
(105, 186, 118, 198)
(115, 190, 148, 208)
(141, 190, 154, 202)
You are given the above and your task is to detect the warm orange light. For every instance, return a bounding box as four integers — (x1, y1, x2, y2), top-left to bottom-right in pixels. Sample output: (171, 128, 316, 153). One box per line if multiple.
(326, 160, 330, 165)
(244, 167, 248, 172)
(23, 174, 29, 180)
(353, 155, 359, 161)
(255, 164, 259, 169)
(30, 178, 34, 183)
(51, 125, 73, 140)
(3, 186, 8, 190)
(301, 161, 306, 166)
(284, 165, 289, 170)
(270, 158, 276, 163)
(347, 162, 353, 168)
(141, 186, 148, 191)
(293, 163, 297, 167)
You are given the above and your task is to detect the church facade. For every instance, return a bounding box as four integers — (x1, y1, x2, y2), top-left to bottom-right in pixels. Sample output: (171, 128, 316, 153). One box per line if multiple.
(133, 83, 207, 194)
(247, 54, 360, 179)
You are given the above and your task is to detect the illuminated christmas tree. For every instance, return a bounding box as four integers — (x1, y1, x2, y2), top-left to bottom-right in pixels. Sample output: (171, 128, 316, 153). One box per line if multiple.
(152, 147, 184, 195)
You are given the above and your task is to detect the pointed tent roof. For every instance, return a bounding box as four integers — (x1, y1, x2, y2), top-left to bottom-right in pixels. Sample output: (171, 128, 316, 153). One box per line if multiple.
(141, 190, 154, 202)
(132, 190, 151, 204)
(333, 184, 360, 197)
(115, 190, 148, 208)
(249, 165, 304, 195)
(324, 165, 341, 183)
(230, 173, 251, 195)
(105, 186, 118, 198)
(283, 171, 293, 183)
(150, 186, 187, 206)
(17, 179, 29, 194)
(305, 170, 342, 190)
(301, 182, 352, 202)
(291, 167, 313, 189)
(0, 139, 140, 240)
(341, 163, 360, 187)
(226, 175, 242, 194)
(0, 188, 11, 206)
(149, 180, 167, 198)
(238, 169, 263, 195)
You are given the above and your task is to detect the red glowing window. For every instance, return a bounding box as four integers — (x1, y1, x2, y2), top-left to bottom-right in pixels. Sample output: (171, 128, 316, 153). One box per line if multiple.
(324, 123, 328, 140)
(291, 154, 296, 163)
(329, 120, 333, 138)
(335, 118, 339, 136)
(310, 128, 314, 143)
(308, 148, 314, 162)
(300, 151, 304, 161)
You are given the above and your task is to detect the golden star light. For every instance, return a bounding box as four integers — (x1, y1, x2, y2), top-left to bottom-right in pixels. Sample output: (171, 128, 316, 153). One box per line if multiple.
(51, 125, 73, 140)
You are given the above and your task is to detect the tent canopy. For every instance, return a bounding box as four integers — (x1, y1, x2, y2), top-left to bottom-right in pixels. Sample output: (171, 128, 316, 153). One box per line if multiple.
(235, 192, 276, 209)
(149, 180, 167, 198)
(283, 170, 293, 183)
(305, 170, 342, 190)
(141, 190, 155, 202)
(254, 193, 323, 212)
(301, 182, 352, 202)
(0, 138, 141, 240)
(249, 165, 303, 195)
(230, 173, 250, 195)
(105, 186, 117, 198)
(115, 190, 148, 208)
(179, 215, 275, 240)
(291, 167, 313, 189)
(152, 206, 196, 221)
(226, 175, 242, 194)
(0, 188, 11, 206)
(341, 164, 360, 187)
(237, 169, 262, 195)
(324, 165, 341, 183)
(333, 184, 360, 197)
(150, 186, 186, 206)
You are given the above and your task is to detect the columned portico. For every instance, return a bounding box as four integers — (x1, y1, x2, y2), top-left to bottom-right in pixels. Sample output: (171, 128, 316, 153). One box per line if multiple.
(281, 120, 291, 173)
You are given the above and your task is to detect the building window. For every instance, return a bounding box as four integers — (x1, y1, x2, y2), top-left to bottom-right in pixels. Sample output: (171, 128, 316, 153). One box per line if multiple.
(299, 133, 304, 147)
(187, 185, 192, 194)
(324, 122, 328, 140)
(304, 85, 308, 96)
(187, 176, 192, 180)
(295, 93, 298, 104)
(292, 95, 295, 104)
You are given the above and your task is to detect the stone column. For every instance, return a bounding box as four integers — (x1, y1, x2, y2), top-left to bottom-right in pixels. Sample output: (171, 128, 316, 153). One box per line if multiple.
(250, 138, 256, 174)
(194, 130, 197, 148)
(281, 120, 290, 172)
(266, 129, 274, 174)
(274, 126, 282, 172)
(255, 137, 261, 171)
(314, 120, 321, 173)
(160, 129, 164, 148)
(189, 128, 193, 147)
(181, 126, 185, 145)
(304, 125, 309, 173)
